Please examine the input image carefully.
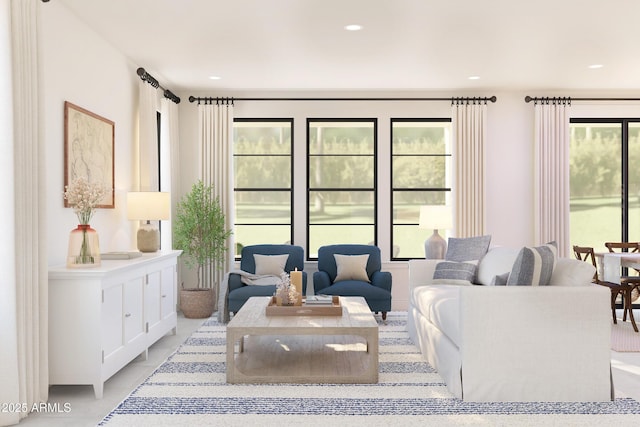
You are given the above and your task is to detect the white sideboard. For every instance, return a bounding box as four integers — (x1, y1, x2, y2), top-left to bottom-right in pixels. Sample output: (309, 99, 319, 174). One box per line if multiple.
(48, 250, 181, 398)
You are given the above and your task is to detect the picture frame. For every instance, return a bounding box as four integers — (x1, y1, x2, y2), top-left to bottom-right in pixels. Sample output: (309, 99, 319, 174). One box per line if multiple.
(64, 101, 115, 208)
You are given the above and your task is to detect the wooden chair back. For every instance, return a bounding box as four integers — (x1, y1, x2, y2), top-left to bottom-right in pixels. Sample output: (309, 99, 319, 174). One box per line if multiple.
(572, 245, 599, 282)
(605, 242, 640, 253)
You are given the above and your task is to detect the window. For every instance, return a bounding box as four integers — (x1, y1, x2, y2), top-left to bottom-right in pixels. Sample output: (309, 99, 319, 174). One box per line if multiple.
(307, 119, 376, 258)
(391, 119, 452, 259)
(233, 119, 293, 256)
(569, 119, 640, 251)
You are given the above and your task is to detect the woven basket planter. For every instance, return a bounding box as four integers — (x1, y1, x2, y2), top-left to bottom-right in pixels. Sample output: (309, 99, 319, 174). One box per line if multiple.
(179, 287, 214, 319)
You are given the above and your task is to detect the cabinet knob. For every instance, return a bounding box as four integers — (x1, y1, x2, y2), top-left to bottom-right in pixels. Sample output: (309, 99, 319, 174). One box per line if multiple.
(162, 294, 167, 298)
(125, 313, 131, 318)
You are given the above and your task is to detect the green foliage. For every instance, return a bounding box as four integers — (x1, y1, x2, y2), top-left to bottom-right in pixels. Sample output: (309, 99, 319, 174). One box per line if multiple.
(174, 180, 232, 288)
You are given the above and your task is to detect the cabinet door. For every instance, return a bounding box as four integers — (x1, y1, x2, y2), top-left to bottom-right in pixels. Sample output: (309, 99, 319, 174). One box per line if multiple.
(102, 284, 124, 362)
(124, 277, 145, 345)
(160, 264, 176, 320)
(145, 271, 161, 331)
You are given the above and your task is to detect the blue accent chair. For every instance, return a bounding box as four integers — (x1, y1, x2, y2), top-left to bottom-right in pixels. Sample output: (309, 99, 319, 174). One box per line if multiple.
(313, 244, 392, 320)
(227, 244, 307, 314)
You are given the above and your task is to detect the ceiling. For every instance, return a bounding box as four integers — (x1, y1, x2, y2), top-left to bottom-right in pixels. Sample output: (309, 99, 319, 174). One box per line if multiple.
(57, 0, 640, 93)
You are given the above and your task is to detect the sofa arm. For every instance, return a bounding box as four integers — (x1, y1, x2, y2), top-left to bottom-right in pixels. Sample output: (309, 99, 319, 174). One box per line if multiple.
(313, 271, 332, 293)
(408, 259, 440, 290)
(459, 285, 612, 402)
(371, 271, 392, 292)
(228, 272, 244, 292)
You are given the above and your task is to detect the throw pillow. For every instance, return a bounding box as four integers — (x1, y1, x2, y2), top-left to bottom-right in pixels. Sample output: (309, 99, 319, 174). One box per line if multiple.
(436, 235, 492, 284)
(334, 254, 370, 283)
(445, 235, 492, 262)
(254, 254, 289, 276)
(506, 242, 557, 286)
(432, 261, 477, 285)
(549, 258, 596, 286)
(490, 272, 510, 286)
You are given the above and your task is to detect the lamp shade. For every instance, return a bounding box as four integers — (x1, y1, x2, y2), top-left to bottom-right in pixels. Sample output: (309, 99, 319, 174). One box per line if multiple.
(127, 192, 171, 221)
(418, 205, 453, 230)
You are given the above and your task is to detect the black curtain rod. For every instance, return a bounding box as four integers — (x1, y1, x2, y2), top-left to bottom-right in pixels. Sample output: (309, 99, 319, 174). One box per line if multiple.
(525, 96, 640, 104)
(137, 68, 180, 104)
(188, 95, 497, 105)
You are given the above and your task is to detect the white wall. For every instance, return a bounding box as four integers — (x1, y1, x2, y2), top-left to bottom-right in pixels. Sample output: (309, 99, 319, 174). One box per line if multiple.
(41, 3, 139, 266)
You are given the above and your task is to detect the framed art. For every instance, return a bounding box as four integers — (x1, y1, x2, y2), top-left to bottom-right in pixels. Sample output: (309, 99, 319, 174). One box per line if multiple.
(64, 101, 115, 208)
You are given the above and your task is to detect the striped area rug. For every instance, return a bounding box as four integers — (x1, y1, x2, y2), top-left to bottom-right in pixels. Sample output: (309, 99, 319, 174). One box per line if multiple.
(100, 312, 640, 426)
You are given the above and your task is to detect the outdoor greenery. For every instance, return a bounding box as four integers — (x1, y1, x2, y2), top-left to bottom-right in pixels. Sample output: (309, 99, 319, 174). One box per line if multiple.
(174, 180, 232, 288)
(569, 123, 640, 249)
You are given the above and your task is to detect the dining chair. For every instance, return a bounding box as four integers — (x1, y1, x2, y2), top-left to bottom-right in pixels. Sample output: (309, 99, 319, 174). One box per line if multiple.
(604, 242, 640, 313)
(574, 245, 638, 332)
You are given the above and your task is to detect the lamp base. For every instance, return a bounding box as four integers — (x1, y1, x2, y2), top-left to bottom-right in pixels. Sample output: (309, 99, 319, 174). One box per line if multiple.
(137, 223, 159, 252)
(425, 230, 447, 259)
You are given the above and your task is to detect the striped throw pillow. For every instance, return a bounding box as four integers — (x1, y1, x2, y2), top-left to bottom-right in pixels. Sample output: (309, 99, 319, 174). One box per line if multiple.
(433, 261, 478, 286)
(506, 242, 557, 286)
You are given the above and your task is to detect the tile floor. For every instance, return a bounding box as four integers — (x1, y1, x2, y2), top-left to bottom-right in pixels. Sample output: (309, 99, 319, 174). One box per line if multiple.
(15, 311, 640, 426)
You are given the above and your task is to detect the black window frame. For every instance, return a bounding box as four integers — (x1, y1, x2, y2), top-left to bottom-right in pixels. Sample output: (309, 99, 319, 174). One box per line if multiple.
(233, 117, 294, 258)
(306, 118, 378, 260)
(390, 117, 452, 261)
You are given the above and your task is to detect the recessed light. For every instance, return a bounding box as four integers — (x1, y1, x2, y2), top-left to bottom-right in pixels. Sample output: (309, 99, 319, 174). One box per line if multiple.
(209, 75, 221, 80)
(588, 64, 604, 69)
(344, 24, 363, 31)
(468, 76, 480, 80)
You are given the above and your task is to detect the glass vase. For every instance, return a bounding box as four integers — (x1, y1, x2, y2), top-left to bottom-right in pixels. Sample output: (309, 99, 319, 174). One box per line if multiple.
(67, 224, 101, 268)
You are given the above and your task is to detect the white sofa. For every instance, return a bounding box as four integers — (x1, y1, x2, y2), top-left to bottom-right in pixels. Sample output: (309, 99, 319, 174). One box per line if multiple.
(407, 246, 613, 402)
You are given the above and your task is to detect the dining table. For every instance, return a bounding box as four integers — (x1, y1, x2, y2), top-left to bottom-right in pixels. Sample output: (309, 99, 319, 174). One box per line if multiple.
(596, 252, 640, 332)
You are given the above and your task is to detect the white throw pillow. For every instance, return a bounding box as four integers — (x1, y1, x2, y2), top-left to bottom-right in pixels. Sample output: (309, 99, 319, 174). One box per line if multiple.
(476, 247, 520, 285)
(254, 254, 289, 276)
(334, 254, 370, 283)
(549, 258, 595, 286)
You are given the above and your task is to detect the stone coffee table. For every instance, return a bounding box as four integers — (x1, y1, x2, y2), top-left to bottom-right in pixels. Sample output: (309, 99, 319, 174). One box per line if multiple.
(226, 296, 379, 384)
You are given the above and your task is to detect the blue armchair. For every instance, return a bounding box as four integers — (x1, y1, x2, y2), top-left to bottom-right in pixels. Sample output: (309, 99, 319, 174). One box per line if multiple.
(227, 244, 307, 314)
(313, 244, 392, 320)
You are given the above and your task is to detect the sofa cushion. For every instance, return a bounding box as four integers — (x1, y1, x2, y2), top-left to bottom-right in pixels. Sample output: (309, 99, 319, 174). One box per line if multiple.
(476, 247, 520, 285)
(549, 258, 595, 286)
(333, 254, 370, 283)
(254, 254, 289, 276)
(433, 261, 476, 285)
(507, 242, 557, 286)
(412, 285, 461, 347)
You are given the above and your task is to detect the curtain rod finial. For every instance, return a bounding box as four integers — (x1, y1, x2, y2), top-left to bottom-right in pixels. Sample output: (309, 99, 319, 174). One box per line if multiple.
(524, 96, 533, 103)
(189, 96, 196, 103)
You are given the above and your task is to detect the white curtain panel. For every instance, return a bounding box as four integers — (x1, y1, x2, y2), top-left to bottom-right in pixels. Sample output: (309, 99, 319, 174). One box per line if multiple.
(0, 1, 20, 426)
(1, 1, 48, 425)
(534, 101, 570, 257)
(198, 102, 235, 322)
(138, 80, 159, 191)
(160, 98, 180, 250)
(451, 101, 487, 238)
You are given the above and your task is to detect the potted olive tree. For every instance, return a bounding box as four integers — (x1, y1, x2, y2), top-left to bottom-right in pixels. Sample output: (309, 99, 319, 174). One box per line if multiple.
(174, 180, 232, 318)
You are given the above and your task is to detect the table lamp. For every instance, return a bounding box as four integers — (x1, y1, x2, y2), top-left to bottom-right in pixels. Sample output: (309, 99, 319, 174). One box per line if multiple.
(127, 192, 171, 252)
(418, 205, 453, 259)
